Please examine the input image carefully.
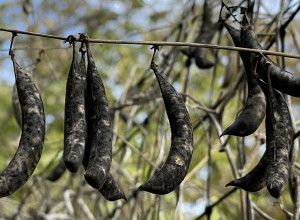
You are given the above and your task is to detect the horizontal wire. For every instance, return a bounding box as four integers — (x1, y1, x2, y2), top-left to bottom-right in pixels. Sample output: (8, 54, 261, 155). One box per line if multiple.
(1, 27, 300, 59)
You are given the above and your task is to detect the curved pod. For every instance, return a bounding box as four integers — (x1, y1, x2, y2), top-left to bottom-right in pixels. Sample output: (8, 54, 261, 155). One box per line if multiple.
(46, 157, 67, 182)
(221, 22, 266, 136)
(181, 0, 217, 69)
(225, 153, 267, 192)
(0, 56, 46, 197)
(98, 173, 127, 201)
(241, 15, 300, 97)
(138, 64, 194, 194)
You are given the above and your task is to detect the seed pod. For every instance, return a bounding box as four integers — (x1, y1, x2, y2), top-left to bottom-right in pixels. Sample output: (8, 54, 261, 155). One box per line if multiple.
(79, 34, 126, 201)
(63, 37, 87, 173)
(12, 84, 22, 127)
(256, 65, 293, 198)
(181, 0, 219, 69)
(225, 153, 267, 192)
(240, 14, 300, 97)
(81, 34, 112, 190)
(0, 55, 46, 198)
(220, 22, 266, 136)
(137, 62, 194, 195)
(98, 173, 127, 201)
(46, 157, 66, 182)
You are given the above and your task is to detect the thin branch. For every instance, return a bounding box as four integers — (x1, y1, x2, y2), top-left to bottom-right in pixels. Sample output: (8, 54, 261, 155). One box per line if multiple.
(251, 202, 276, 220)
(1, 27, 300, 59)
(194, 188, 238, 220)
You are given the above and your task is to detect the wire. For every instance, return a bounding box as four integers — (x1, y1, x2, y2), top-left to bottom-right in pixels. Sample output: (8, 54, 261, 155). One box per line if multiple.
(1, 27, 300, 59)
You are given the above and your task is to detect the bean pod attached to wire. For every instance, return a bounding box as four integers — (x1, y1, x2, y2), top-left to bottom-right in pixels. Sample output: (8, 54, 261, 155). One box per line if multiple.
(0, 54, 46, 197)
(81, 33, 112, 190)
(137, 50, 194, 194)
(221, 22, 266, 137)
(63, 36, 87, 173)
(241, 14, 300, 97)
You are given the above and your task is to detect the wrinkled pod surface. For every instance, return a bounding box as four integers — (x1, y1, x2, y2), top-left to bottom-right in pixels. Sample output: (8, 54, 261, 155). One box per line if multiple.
(137, 63, 194, 195)
(0, 55, 46, 197)
(241, 14, 300, 97)
(81, 34, 126, 201)
(221, 22, 266, 137)
(257, 71, 293, 198)
(63, 38, 87, 173)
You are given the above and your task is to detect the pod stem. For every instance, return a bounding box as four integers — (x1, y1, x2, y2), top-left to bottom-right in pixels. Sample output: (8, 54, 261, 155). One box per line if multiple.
(9, 32, 17, 57)
(79, 33, 87, 54)
(150, 45, 160, 68)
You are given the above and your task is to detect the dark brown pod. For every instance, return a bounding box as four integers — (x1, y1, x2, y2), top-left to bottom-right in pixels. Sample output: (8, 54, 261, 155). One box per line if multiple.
(256, 72, 293, 198)
(181, 0, 218, 69)
(225, 153, 267, 192)
(98, 173, 127, 201)
(63, 39, 87, 173)
(137, 63, 194, 195)
(81, 34, 112, 190)
(46, 157, 66, 182)
(79, 34, 126, 201)
(220, 22, 266, 136)
(241, 15, 300, 97)
(0, 55, 46, 197)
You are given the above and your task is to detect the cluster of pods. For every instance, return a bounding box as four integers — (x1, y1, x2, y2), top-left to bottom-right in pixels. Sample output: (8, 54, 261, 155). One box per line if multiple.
(220, 10, 296, 198)
(1, 4, 297, 202)
(0, 33, 194, 200)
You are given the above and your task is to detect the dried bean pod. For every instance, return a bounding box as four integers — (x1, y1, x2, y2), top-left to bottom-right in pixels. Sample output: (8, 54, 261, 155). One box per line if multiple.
(12, 84, 22, 127)
(46, 157, 66, 182)
(225, 153, 267, 192)
(63, 39, 87, 173)
(82, 34, 112, 190)
(256, 68, 293, 198)
(220, 22, 266, 136)
(137, 63, 194, 195)
(181, 0, 219, 69)
(79, 34, 126, 201)
(98, 173, 127, 201)
(0, 55, 46, 197)
(241, 15, 300, 97)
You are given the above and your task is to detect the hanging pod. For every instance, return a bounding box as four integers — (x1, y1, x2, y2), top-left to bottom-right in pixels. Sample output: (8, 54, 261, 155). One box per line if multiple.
(181, 0, 218, 69)
(225, 153, 267, 192)
(81, 33, 112, 189)
(0, 54, 46, 197)
(137, 50, 194, 195)
(97, 173, 127, 201)
(63, 36, 87, 173)
(256, 64, 293, 198)
(240, 14, 300, 97)
(220, 22, 266, 137)
(46, 156, 67, 182)
(81, 34, 126, 201)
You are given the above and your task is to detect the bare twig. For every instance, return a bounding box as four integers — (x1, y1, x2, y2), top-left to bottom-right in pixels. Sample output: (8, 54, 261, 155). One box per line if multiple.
(251, 202, 276, 220)
(194, 188, 238, 220)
